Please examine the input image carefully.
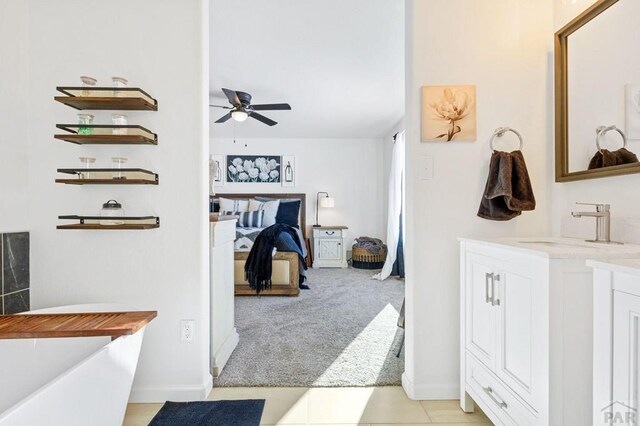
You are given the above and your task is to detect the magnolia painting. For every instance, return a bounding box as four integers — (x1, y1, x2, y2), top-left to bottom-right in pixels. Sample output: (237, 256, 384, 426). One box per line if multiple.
(422, 85, 476, 142)
(227, 155, 281, 183)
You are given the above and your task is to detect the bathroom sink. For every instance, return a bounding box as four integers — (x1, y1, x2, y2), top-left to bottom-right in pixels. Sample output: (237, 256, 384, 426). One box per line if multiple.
(517, 240, 595, 249)
(460, 237, 640, 259)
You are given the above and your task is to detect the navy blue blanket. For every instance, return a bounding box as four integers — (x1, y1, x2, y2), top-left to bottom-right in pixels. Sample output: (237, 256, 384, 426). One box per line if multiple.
(245, 224, 308, 294)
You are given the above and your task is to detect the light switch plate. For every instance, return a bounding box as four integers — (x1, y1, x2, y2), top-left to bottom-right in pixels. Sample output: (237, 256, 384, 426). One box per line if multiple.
(419, 155, 434, 180)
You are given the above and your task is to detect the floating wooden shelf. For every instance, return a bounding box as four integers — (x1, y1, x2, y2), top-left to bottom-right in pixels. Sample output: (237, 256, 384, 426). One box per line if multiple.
(55, 124, 157, 145)
(56, 168, 159, 185)
(55, 87, 158, 111)
(57, 215, 160, 230)
(0, 311, 157, 339)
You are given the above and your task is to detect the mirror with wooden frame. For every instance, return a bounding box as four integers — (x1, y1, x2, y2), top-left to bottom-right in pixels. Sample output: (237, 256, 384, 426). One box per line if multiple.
(555, 0, 640, 182)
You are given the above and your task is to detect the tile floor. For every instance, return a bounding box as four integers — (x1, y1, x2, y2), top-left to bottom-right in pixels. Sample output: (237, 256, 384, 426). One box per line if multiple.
(123, 386, 492, 425)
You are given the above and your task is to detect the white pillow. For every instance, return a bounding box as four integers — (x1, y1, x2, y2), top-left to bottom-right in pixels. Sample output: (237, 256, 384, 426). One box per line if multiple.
(249, 199, 280, 227)
(219, 197, 249, 212)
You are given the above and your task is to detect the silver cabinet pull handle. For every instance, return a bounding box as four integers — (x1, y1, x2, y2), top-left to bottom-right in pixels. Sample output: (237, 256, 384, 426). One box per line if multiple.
(491, 274, 501, 306)
(485, 272, 493, 304)
(483, 386, 508, 409)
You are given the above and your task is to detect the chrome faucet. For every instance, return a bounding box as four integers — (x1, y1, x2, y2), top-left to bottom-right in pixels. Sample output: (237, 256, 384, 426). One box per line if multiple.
(571, 202, 619, 244)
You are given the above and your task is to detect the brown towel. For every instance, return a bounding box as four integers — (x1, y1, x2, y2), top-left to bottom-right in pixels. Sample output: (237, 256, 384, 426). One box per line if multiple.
(588, 148, 639, 170)
(477, 150, 536, 221)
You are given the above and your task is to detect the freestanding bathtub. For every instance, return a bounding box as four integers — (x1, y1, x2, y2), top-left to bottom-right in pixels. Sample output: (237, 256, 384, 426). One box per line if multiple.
(0, 304, 151, 426)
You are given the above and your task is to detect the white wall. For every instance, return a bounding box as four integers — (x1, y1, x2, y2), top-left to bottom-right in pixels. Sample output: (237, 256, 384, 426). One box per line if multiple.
(551, 0, 640, 240)
(0, 0, 30, 232)
(403, 0, 552, 399)
(211, 138, 385, 243)
(24, 0, 210, 402)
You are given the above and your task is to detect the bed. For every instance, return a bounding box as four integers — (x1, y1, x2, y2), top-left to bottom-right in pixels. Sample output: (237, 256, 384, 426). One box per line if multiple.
(210, 193, 307, 297)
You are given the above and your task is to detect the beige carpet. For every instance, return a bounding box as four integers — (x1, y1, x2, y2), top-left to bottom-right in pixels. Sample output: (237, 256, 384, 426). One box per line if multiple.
(214, 267, 405, 387)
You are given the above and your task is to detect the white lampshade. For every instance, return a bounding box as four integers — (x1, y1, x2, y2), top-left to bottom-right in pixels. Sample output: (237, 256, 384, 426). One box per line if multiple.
(319, 197, 335, 208)
(231, 110, 249, 122)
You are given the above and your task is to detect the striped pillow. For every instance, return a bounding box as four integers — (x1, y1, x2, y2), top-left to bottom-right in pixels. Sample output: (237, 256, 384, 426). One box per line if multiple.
(222, 210, 264, 228)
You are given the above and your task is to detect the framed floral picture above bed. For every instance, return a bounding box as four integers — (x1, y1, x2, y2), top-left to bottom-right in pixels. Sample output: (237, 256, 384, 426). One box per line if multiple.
(226, 155, 282, 183)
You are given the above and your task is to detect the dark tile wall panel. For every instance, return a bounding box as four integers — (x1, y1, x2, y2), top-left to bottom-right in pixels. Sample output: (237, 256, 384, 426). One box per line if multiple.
(1, 232, 30, 314)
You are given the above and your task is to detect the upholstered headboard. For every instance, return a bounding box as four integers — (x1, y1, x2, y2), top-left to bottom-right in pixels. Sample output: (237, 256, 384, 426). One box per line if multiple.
(210, 193, 307, 240)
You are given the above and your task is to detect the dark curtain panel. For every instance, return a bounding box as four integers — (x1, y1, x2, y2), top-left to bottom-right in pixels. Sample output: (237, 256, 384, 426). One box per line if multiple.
(391, 211, 405, 278)
(391, 173, 405, 278)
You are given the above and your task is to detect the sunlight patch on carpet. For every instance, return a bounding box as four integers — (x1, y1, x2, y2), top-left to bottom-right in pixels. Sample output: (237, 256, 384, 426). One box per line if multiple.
(313, 304, 399, 386)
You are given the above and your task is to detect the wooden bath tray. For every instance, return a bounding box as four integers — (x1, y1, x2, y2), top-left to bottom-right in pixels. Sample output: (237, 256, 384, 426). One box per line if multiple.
(0, 311, 157, 339)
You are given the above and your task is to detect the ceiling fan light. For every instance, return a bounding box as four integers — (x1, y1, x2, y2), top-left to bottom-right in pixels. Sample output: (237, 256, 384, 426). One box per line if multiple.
(231, 110, 248, 122)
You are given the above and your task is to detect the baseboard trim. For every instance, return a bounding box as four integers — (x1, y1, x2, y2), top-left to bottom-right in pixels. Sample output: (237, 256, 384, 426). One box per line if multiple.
(129, 375, 213, 403)
(211, 328, 239, 377)
(402, 372, 459, 400)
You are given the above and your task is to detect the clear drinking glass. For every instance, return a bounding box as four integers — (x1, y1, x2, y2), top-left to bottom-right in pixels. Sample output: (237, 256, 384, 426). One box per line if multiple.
(112, 157, 128, 180)
(79, 157, 96, 179)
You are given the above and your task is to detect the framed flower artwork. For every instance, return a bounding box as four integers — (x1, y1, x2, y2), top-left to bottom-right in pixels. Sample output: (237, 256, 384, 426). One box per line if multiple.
(226, 155, 282, 183)
(421, 85, 477, 142)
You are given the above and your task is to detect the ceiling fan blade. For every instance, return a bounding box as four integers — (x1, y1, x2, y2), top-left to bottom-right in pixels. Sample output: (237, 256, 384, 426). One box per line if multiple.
(250, 112, 277, 126)
(209, 104, 232, 109)
(215, 112, 233, 123)
(222, 88, 241, 107)
(250, 103, 292, 111)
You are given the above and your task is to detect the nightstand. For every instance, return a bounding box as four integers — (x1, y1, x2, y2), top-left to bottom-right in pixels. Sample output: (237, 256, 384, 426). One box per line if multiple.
(312, 226, 348, 269)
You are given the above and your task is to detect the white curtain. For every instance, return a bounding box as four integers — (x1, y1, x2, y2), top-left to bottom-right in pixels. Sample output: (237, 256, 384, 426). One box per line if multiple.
(374, 131, 405, 281)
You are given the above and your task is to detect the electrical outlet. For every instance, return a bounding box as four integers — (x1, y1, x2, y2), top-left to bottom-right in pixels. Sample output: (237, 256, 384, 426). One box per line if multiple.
(181, 320, 195, 343)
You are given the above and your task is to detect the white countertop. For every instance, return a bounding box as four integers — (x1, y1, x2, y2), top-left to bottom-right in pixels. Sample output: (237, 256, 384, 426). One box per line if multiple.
(459, 237, 640, 259)
(586, 258, 640, 276)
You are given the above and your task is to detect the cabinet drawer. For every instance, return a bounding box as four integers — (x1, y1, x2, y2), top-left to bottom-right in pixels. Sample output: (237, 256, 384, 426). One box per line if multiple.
(466, 352, 538, 426)
(315, 229, 342, 238)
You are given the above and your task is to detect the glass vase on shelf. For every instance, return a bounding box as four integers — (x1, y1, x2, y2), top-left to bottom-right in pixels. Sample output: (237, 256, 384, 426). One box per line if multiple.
(80, 76, 97, 96)
(112, 76, 128, 97)
(111, 114, 128, 135)
(77, 113, 94, 135)
(112, 157, 128, 180)
(284, 161, 294, 182)
(79, 157, 96, 179)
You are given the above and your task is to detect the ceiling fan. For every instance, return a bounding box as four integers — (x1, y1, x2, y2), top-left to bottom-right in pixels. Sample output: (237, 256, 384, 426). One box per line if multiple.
(210, 88, 291, 126)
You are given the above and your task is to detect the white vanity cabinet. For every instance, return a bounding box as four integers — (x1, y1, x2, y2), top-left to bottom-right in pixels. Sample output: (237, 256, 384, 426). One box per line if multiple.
(461, 242, 548, 425)
(589, 259, 640, 426)
(210, 218, 239, 377)
(461, 238, 640, 426)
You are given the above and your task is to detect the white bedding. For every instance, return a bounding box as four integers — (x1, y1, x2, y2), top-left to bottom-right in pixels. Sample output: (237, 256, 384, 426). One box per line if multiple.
(234, 226, 307, 257)
(234, 227, 264, 251)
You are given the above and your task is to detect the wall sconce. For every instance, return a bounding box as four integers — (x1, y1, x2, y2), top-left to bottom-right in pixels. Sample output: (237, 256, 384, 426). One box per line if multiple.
(314, 192, 335, 227)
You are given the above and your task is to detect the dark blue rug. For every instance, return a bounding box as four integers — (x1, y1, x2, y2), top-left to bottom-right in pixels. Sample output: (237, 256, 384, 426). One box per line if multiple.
(148, 400, 266, 426)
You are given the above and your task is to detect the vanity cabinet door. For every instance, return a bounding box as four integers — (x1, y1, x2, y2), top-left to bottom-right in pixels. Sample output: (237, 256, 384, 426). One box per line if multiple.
(612, 291, 640, 417)
(465, 252, 498, 369)
(494, 257, 544, 412)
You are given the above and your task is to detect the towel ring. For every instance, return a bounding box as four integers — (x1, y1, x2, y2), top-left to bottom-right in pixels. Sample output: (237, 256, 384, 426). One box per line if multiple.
(596, 125, 627, 153)
(489, 127, 523, 152)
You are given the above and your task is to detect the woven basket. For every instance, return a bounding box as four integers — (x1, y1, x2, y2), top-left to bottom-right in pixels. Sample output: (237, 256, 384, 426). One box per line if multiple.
(352, 246, 386, 270)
